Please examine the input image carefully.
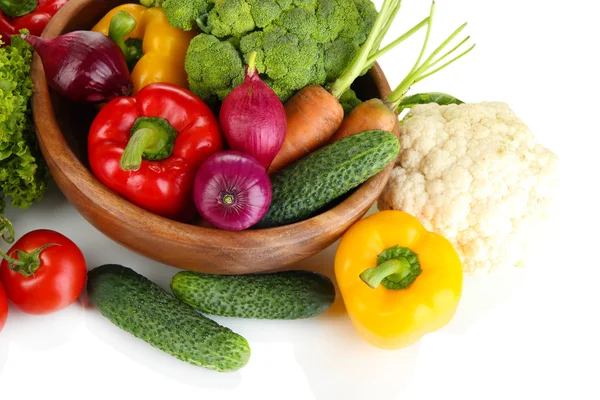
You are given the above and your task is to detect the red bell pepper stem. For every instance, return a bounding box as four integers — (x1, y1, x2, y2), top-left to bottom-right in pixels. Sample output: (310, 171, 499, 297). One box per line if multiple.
(120, 117, 177, 171)
(0, 0, 37, 18)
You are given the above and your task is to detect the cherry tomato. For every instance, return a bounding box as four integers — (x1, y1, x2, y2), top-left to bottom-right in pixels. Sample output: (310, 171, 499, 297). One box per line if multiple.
(0, 283, 7, 332)
(0, 230, 87, 315)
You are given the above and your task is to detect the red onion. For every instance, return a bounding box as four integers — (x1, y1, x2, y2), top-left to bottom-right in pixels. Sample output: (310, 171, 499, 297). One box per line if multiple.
(23, 31, 132, 103)
(219, 52, 286, 169)
(193, 151, 272, 231)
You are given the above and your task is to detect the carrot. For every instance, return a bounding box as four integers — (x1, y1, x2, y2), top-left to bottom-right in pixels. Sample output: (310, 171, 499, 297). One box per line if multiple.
(268, 0, 418, 173)
(329, 2, 475, 143)
(269, 86, 343, 172)
(328, 99, 397, 143)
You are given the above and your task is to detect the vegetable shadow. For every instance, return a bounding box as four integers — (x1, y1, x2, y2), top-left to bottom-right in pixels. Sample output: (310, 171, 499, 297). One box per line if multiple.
(80, 250, 243, 390)
(217, 238, 421, 400)
(0, 302, 85, 350)
(294, 242, 419, 399)
(0, 301, 85, 378)
(223, 204, 524, 400)
(83, 305, 243, 390)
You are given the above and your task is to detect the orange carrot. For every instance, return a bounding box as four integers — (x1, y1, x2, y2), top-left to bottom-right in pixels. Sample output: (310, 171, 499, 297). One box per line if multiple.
(267, 0, 418, 172)
(328, 99, 397, 143)
(329, 2, 475, 143)
(269, 86, 344, 172)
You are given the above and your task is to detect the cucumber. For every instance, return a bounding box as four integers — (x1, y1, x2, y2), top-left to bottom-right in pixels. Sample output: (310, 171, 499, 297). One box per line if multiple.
(87, 264, 250, 372)
(171, 271, 335, 320)
(258, 130, 399, 228)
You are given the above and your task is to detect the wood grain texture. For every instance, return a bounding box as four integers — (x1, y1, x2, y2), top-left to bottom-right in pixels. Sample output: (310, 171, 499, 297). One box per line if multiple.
(31, 0, 396, 274)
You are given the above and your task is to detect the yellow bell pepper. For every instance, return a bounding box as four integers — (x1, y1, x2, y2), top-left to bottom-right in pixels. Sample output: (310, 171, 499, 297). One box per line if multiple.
(335, 210, 463, 349)
(92, 4, 194, 93)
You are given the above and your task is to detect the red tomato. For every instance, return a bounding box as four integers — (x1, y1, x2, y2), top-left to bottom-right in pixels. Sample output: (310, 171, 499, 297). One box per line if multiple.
(0, 230, 87, 315)
(0, 283, 7, 332)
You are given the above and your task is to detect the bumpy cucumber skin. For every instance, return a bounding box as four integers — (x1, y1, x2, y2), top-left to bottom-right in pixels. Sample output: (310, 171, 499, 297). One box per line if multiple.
(87, 264, 250, 372)
(171, 271, 336, 320)
(258, 130, 400, 228)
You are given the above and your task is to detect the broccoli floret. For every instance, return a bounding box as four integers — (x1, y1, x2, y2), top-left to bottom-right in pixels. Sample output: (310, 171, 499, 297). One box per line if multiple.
(273, 7, 318, 41)
(314, 0, 358, 43)
(338, 89, 362, 116)
(161, 0, 210, 31)
(185, 34, 244, 103)
(206, 0, 256, 38)
(177, 0, 377, 103)
(239, 28, 325, 101)
(246, 0, 283, 28)
(350, 0, 377, 44)
(323, 37, 360, 81)
(140, 0, 164, 6)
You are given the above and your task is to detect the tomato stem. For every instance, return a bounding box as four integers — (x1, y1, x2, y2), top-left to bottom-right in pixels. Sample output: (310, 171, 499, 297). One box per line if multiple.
(0, 243, 60, 277)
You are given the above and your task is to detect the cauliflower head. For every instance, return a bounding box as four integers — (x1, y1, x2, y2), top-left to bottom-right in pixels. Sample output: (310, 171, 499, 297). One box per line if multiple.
(378, 102, 559, 274)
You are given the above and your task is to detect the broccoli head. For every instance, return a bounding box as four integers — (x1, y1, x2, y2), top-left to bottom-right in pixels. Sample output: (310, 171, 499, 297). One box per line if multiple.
(161, 0, 210, 31)
(185, 34, 244, 104)
(169, 0, 377, 102)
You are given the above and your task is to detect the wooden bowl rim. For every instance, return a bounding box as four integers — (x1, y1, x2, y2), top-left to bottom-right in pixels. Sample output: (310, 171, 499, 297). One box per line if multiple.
(31, 0, 394, 251)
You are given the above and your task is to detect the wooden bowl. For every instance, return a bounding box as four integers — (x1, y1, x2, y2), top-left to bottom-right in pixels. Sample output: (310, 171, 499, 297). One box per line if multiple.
(31, 0, 395, 274)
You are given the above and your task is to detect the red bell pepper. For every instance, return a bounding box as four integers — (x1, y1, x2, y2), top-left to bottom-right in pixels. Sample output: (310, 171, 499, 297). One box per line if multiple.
(88, 83, 223, 222)
(0, 0, 68, 46)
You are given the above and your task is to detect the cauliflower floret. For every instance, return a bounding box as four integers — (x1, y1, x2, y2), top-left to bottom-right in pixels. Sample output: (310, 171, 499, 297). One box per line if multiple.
(378, 102, 559, 274)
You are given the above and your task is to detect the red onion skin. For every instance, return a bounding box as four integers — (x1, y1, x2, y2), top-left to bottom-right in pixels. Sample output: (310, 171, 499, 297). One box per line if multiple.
(194, 151, 272, 231)
(23, 31, 132, 103)
(219, 65, 286, 169)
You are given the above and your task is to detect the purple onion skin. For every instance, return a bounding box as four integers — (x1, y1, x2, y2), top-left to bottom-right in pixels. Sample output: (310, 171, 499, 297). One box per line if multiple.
(219, 64, 286, 169)
(194, 151, 272, 231)
(23, 31, 133, 103)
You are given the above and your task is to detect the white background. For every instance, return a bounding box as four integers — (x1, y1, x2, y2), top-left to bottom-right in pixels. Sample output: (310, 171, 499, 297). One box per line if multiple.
(2, 0, 599, 399)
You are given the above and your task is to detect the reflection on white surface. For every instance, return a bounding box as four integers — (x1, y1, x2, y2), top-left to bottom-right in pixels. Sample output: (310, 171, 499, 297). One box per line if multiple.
(0, 184, 532, 398)
(1, 302, 85, 350)
(0, 329, 7, 374)
(83, 306, 243, 390)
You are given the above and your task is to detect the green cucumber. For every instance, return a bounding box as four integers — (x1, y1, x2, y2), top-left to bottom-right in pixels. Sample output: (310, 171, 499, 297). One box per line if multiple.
(171, 271, 335, 320)
(258, 130, 399, 228)
(87, 264, 250, 372)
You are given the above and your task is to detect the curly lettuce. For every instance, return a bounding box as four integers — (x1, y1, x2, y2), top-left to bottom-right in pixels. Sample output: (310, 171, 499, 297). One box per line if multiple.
(0, 35, 49, 213)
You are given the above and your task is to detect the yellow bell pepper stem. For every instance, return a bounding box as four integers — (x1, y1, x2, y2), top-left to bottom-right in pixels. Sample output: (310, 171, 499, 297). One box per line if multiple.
(361, 257, 414, 289)
(92, 4, 194, 93)
(108, 11, 143, 71)
(335, 210, 463, 349)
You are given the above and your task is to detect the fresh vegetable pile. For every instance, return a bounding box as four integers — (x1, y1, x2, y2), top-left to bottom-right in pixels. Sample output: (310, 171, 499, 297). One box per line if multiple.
(0, 0, 559, 375)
